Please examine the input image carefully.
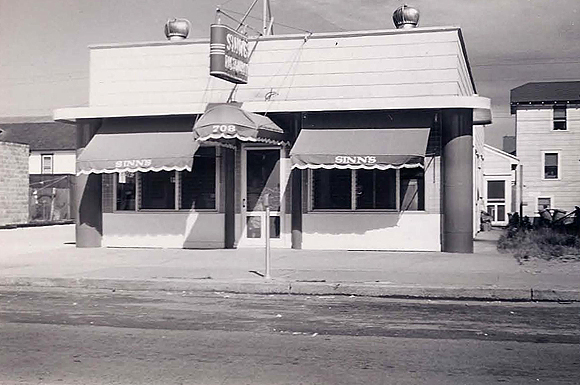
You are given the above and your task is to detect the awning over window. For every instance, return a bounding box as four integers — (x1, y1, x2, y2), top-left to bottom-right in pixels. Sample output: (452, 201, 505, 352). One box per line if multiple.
(193, 104, 288, 146)
(290, 128, 430, 170)
(77, 132, 199, 175)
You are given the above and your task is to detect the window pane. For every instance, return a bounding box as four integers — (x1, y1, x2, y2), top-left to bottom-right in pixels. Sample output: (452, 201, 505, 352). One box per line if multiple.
(313, 169, 351, 209)
(538, 198, 551, 212)
(497, 205, 506, 222)
(487, 205, 496, 220)
(116, 172, 136, 211)
(269, 216, 280, 238)
(140, 171, 175, 209)
(42, 155, 53, 174)
(554, 106, 566, 119)
(181, 147, 216, 210)
(544, 153, 558, 179)
(246, 216, 261, 238)
(487, 181, 505, 200)
(246, 149, 280, 211)
(400, 168, 425, 211)
(356, 169, 396, 210)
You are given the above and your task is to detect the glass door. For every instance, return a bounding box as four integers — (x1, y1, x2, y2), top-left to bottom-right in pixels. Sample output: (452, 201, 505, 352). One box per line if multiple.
(242, 147, 282, 244)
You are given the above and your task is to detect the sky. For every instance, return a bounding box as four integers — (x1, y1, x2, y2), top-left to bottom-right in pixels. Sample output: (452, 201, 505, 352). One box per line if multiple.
(1, 0, 579, 149)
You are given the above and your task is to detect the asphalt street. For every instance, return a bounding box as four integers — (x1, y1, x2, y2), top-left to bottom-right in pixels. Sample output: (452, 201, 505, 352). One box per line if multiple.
(0, 287, 579, 384)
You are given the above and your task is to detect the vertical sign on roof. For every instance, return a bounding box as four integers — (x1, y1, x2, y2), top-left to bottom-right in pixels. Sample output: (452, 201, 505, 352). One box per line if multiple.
(210, 24, 250, 84)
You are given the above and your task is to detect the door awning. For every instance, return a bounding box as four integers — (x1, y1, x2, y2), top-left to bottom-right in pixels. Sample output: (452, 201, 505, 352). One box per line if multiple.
(192, 104, 289, 146)
(290, 128, 431, 170)
(77, 132, 199, 175)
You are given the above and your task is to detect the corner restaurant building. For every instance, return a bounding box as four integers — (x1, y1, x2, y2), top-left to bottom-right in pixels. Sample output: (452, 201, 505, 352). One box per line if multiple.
(54, 25, 491, 253)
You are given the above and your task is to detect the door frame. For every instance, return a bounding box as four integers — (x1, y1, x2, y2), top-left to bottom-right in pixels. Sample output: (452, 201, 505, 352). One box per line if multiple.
(239, 144, 286, 247)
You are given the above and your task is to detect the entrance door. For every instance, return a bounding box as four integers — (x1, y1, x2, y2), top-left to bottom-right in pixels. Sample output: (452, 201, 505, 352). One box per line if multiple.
(241, 147, 282, 245)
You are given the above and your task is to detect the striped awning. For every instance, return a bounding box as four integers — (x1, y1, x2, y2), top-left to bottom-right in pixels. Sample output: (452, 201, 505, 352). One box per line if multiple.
(290, 128, 430, 170)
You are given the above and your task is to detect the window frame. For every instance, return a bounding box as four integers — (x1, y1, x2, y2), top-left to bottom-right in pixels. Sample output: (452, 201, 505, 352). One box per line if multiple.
(552, 105, 567, 131)
(541, 150, 561, 180)
(112, 146, 220, 213)
(308, 168, 425, 212)
(41, 153, 54, 174)
(536, 196, 553, 214)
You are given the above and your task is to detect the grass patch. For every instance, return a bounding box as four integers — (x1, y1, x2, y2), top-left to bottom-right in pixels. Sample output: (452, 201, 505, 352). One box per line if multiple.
(498, 227, 580, 263)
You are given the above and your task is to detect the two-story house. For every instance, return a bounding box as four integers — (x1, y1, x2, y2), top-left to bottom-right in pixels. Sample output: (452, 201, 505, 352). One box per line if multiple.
(510, 81, 580, 218)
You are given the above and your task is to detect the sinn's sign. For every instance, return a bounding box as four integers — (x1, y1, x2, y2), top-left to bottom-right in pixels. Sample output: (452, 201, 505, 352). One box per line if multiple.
(115, 159, 152, 168)
(334, 156, 377, 165)
(210, 24, 249, 84)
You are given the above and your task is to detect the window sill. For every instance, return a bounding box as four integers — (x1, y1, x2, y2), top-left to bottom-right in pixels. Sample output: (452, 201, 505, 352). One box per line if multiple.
(308, 210, 426, 214)
(112, 209, 219, 213)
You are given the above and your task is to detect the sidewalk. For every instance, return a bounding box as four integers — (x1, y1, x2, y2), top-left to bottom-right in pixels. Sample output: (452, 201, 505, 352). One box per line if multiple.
(1, 224, 579, 301)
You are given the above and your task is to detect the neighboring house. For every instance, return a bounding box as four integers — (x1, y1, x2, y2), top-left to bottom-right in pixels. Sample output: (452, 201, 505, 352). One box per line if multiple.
(511, 81, 580, 218)
(483, 144, 519, 226)
(0, 121, 76, 221)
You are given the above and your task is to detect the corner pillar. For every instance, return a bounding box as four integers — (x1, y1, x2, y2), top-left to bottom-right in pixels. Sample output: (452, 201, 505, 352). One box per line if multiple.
(441, 109, 473, 253)
(74, 120, 102, 248)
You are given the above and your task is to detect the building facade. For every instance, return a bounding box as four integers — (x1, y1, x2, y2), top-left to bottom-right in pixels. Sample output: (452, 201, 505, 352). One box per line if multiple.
(511, 81, 580, 218)
(55, 25, 491, 252)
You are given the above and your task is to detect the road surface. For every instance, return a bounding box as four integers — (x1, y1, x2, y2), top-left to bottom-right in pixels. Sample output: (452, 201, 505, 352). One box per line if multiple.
(0, 287, 579, 384)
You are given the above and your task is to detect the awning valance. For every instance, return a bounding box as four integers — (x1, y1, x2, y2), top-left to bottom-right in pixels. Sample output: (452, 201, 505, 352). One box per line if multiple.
(193, 104, 289, 146)
(290, 128, 430, 170)
(77, 132, 199, 175)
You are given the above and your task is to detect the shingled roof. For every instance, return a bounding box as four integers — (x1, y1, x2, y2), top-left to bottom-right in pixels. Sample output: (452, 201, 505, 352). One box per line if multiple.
(0, 122, 76, 151)
(511, 81, 580, 113)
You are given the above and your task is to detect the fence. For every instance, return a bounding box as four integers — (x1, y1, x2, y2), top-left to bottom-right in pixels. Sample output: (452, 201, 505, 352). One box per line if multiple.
(29, 174, 74, 222)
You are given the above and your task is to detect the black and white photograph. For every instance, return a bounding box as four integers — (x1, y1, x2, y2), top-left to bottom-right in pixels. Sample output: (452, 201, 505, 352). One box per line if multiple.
(0, 1, 579, 383)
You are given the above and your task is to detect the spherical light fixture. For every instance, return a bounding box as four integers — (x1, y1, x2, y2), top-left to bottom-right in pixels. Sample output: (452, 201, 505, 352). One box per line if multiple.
(392, 5, 420, 29)
(164, 18, 190, 41)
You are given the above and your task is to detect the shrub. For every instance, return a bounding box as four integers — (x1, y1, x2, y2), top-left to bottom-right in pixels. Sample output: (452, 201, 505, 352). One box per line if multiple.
(498, 227, 580, 262)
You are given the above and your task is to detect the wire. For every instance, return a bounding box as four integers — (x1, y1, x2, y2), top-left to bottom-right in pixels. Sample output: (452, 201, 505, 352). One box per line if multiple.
(221, 7, 313, 34)
(218, 9, 263, 35)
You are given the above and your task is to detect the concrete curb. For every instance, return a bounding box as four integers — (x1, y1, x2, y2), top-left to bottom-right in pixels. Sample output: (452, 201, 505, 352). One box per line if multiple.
(0, 276, 578, 302)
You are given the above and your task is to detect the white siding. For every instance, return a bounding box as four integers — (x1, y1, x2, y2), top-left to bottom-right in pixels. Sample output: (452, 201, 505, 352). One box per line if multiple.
(29, 151, 76, 174)
(89, 29, 474, 111)
(516, 107, 580, 217)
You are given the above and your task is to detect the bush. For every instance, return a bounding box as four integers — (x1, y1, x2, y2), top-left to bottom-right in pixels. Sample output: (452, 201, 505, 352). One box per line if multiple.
(498, 227, 580, 262)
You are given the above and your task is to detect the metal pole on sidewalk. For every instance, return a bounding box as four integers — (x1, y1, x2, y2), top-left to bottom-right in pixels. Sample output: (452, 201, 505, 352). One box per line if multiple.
(264, 193, 271, 279)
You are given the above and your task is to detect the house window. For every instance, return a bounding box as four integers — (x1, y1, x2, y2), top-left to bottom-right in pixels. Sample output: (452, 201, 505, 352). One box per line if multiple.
(543, 152, 559, 179)
(537, 197, 551, 212)
(41, 154, 53, 174)
(113, 147, 218, 212)
(180, 147, 216, 210)
(553, 106, 567, 130)
(116, 172, 136, 211)
(311, 168, 424, 211)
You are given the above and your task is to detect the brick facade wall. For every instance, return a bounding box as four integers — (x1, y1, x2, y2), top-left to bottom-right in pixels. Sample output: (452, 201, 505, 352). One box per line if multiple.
(0, 142, 29, 226)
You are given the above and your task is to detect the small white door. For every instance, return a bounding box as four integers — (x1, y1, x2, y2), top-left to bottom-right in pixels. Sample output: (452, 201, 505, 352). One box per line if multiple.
(241, 147, 282, 245)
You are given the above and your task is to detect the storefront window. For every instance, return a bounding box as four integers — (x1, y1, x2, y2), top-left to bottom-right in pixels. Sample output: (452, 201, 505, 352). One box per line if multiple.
(400, 168, 424, 211)
(181, 147, 216, 210)
(116, 172, 136, 210)
(312, 168, 425, 211)
(356, 169, 396, 209)
(312, 169, 351, 209)
(140, 171, 175, 209)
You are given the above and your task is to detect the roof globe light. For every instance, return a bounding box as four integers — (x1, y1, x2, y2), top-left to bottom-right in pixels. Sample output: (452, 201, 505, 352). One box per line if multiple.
(393, 5, 420, 29)
(164, 18, 190, 41)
